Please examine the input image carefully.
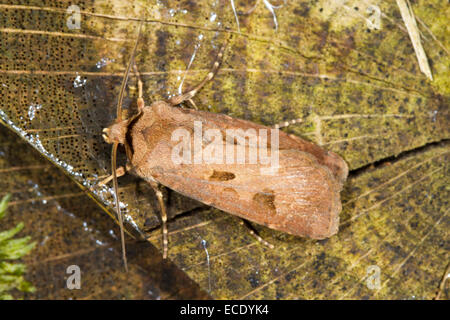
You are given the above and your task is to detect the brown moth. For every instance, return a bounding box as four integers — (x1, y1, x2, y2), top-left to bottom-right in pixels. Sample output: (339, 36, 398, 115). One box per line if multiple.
(101, 24, 348, 270)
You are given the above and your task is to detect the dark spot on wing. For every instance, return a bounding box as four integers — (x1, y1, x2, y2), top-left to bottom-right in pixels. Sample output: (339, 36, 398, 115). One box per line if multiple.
(252, 189, 276, 213)
(223, 187, 238, 197)
(209, 170, 236, 181)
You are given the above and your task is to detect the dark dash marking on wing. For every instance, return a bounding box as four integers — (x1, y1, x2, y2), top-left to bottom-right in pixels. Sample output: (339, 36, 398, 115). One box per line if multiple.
(209, 170, 236, 181)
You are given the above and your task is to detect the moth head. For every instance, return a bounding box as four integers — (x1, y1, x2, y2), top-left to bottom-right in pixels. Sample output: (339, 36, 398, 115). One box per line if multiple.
(102, 120, 128, 145)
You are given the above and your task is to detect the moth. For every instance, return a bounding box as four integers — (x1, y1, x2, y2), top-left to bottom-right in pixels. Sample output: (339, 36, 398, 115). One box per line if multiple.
(101, 23, 348, 271)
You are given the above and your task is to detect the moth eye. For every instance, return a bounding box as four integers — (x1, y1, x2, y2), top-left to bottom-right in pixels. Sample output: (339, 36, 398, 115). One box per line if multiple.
(252, 189, 276, 213)
(209, 170, 236, 181)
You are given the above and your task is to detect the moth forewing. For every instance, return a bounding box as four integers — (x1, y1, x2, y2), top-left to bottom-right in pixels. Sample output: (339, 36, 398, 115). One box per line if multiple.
(127, 102, 345, 239)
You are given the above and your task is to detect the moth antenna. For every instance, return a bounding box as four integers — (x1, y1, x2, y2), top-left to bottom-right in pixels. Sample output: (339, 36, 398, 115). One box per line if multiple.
(168, 42, 227, 106)
(116, 20, 144, 121)
(111, 19, 143, 272)
(112, 142, 128, 272)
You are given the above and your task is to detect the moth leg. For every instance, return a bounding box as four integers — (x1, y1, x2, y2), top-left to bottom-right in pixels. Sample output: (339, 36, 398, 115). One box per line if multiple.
(187, 98, 198, 110)
(168, 43, 226, 106)
(240, 219, 274, 249)
(97, 164, 131, 187)
(273, 118, 303, 129)
(133, 63, 145, 111)
(148, 182, 169, 259)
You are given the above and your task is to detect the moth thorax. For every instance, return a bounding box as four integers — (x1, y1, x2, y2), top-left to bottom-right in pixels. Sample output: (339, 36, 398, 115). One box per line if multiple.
(102, 120, 128, 145)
